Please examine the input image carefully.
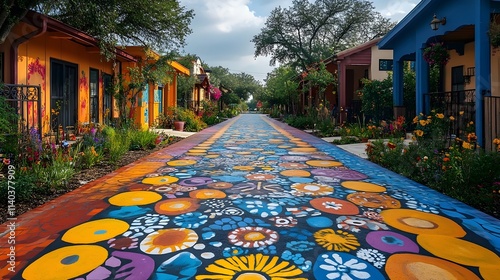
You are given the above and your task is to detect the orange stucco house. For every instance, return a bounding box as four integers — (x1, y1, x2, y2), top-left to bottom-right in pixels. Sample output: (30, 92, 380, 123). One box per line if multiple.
(0, 11, 189, 135)
(121, 46, 190, 129)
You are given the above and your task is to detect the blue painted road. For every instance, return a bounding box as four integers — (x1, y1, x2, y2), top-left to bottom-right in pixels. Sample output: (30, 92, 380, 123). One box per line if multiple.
(2, 114, 499, 279)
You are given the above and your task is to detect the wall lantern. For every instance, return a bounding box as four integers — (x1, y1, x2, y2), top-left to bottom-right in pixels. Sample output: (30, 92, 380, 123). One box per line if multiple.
(430, 14, 446, 30)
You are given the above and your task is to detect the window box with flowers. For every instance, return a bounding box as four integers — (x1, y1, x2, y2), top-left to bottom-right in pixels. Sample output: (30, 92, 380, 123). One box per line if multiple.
(423, 42, 450, 66)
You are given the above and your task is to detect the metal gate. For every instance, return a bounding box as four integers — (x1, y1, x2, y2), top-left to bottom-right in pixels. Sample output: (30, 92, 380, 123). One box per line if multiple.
(484, 95, 500, 152)
(0, 84, 42, 136)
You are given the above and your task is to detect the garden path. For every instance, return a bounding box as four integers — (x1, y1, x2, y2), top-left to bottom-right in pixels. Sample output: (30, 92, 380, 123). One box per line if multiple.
(1, 114, 499, 279)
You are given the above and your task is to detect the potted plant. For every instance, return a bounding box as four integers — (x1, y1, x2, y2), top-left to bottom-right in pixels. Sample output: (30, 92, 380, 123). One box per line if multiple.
(173, 107, 188, 131)
(423, 42, 450, 66)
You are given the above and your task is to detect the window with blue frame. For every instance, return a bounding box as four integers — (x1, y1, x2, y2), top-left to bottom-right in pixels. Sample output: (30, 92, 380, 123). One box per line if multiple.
(379, 59, 393, 71)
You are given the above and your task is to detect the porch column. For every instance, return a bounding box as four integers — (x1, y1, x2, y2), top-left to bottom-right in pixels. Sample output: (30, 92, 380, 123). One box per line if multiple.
(393, 59, 404, 106)
(338, 61, 347, 123)
(475, 0, 491, 146)
(416, 45, 429, 114)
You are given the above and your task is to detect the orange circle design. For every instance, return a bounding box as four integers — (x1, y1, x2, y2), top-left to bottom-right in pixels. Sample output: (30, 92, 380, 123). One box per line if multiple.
(189, 189, 227, 199)
(341, 181, 387, 192)
(280, 169, 311, 177)
(155, 198, 200, 215)
(417, 235, 500, 267)
(385, 253, 481, 280)
(207, 182, 233, 189)
(142, 176, 179, 185)
(306, 160, 343, 167)
(347, 192, 401, 209)
(166, 159, 197, 166)
(381, 209, 466, 237)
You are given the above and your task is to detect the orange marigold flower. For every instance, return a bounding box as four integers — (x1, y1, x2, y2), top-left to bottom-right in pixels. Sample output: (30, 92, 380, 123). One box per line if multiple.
(412, 116, 419, 123)
(443, 157, 450, 162)
(436, 113, 444, 119)
(462, 141, 472, 149)
(459, 111, 464, 115)
(415, 130, 424, 137)
(419, 120, 427, 126)
(449, 116, 455, 121)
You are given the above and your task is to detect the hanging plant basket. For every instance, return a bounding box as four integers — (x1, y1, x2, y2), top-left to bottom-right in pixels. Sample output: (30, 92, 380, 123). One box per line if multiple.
(489, 17, 500, 48)
(423, 42, 450, 66)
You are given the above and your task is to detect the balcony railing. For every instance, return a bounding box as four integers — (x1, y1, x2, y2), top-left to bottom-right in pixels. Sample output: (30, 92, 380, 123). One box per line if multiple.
(0, 84, 42, 137)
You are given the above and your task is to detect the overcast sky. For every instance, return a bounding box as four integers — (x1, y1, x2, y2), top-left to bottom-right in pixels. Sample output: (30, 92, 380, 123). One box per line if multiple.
(179, 0, 419, 82)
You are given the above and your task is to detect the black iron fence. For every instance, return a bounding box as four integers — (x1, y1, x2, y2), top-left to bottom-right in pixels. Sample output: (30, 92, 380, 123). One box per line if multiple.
(424, 89, 476, 139)
(0, 84, 42, 136)
(484, 95, 500, 152)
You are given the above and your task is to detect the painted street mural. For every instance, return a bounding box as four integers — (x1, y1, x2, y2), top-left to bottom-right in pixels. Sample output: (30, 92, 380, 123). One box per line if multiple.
(3, 114, 500, 279)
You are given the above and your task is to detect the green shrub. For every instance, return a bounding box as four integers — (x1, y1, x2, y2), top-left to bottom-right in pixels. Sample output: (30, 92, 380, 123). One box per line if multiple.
(175, 107, 207, 132)
(0, 169, 38, 201)
(284, 115, 314, 129)
(366, 112, 500, 218)
(32, 156, 75, 191)
(128, 129, 158, 150)
(103, 127, 131, 163)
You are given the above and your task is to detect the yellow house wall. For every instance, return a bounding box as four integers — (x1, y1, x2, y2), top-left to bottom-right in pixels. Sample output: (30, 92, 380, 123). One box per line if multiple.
(445, 42, 475, 92)
(11, 24, 117, 134)
(370, 46, 393, 81)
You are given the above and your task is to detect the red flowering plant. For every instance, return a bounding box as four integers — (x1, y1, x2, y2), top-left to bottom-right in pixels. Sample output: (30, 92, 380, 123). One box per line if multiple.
(423, 42, 450, 66)
(209, 84, 222, 101)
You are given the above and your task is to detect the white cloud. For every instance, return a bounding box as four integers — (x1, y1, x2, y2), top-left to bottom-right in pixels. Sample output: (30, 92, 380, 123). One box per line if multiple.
(204, 0, 265, 33)
(179, 0, 418, 82)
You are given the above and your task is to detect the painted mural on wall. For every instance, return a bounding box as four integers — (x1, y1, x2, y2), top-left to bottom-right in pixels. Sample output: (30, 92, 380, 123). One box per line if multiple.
(26, 57, 46, 129)
(14, 115, 500, 279)
(79, 71, 88, 124)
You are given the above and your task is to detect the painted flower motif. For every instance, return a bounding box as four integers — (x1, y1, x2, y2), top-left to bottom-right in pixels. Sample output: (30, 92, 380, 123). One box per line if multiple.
(291, 182, 334, 196)
(356, 248, 386, 268)
(285, 206, 322, 218)
(362, 211, 384, 222)
(336, 216, 389, 232)
(107, 236, 139, 250)
(233, 199, 282, 218)
(207, 216, 271, 231)
(314, 252, 384, 280)
(286, 241, 316, 252)
(140, 228, 198, 255)
(196, 254, 307, 280)
(269, 216, 298, 227)
(279, 228, 313, 241)
(314, 229, 360, 252)
(325, 201, 343, 210)
(173, 212, 208, 228)
(222, 246, 249, 257)
(228, 227, 279, 248)
(281, 250, 313, 271)
(256, 244, 277, 255)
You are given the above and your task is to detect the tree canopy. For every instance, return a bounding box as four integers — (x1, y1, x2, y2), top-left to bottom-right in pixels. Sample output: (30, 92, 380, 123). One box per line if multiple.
(0, 0, 194, 58)
(260, 66, 300, 113)
(252, 0, 396, 72)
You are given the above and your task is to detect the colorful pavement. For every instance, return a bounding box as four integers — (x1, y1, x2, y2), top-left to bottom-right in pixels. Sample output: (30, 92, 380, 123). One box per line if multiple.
(1, 114, 500, 280)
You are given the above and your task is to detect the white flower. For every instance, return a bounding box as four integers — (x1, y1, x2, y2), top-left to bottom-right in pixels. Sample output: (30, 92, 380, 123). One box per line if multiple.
(319, 253, 371, 279)
(324, 201, 343, 210)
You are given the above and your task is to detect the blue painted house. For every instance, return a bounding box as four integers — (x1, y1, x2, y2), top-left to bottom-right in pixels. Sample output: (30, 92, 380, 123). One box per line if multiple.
(379, 0, 500, 151)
